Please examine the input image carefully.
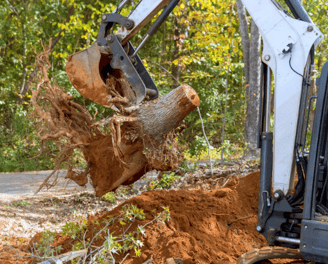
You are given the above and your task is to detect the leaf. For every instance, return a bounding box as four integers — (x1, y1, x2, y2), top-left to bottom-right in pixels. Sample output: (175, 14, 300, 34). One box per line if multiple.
(135, 249, 141, 257)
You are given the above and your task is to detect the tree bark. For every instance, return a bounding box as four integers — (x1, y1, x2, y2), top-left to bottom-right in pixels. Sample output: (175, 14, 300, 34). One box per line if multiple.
(244, 20, 261, 159)
(236, 0, 261, 159)
(221, 70, 229, 162)
(172, 17, 181, 84)
(83, 84, 200, 196)
(236, 0, 250, 85)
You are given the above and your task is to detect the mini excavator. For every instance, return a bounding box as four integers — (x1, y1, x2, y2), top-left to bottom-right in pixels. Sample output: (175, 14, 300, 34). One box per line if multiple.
(66, 0, 328, 263)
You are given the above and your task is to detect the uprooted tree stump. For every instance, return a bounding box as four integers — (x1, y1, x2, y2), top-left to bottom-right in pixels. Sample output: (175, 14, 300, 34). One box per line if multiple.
(84, 84, 200, 196)
(31, 43, 200, 197)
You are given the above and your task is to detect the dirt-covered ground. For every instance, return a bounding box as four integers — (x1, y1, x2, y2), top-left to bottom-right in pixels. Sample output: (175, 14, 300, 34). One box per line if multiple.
(0, 162, 310, 264)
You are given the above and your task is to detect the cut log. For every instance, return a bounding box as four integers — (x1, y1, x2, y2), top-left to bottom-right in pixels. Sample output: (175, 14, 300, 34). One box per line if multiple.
(83, 84, 200, 197)
(136, 84, 200, 143)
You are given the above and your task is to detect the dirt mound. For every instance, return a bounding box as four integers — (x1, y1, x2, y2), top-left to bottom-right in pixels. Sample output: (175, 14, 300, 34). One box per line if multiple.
(26, 171, 265, 264)
(124, 171, 265, 264)
(1, 171, 271, 264)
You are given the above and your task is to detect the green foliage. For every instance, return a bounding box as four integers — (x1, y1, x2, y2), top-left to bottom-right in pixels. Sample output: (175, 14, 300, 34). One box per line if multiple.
(101, 192, 117, 203)
(121, 204, 146, 221)
(12, 200, 30, 207)
(35, 231, 62, 258)
(187, 135, 211, 158)
(0, 105, 55, 172)
(62, 215, 87, 239)
(94, 205, 170, 263)
(1, 0, 328, 171)
(149, 172, 180, 190)
(115, 185, 133, 199)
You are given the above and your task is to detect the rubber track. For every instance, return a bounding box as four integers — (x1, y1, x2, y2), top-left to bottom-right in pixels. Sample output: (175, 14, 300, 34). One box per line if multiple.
(237, 247, 302, 264)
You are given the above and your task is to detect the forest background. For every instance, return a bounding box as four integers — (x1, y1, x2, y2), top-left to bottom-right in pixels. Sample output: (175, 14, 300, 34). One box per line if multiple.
(1, 0, 328, 172)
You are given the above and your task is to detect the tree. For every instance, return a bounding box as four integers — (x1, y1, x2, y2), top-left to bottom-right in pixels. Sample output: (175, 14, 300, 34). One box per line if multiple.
(236, 0, 261, 159)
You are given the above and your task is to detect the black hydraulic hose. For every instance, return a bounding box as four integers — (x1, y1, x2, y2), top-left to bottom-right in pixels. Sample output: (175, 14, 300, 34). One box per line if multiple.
(284, 0, 312, 23)
(147, 0, 180, 36)
(130, 0, 180, 58)
(288, 156, 306, 205)
(310, 46, 315, 65)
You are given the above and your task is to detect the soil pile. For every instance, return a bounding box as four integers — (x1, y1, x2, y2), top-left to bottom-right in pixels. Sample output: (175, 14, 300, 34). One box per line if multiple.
(1, 171, 269, 264)
(28, 171, 266, 264)
(129, 171, 265, 263)
(113, 171, 265, 264)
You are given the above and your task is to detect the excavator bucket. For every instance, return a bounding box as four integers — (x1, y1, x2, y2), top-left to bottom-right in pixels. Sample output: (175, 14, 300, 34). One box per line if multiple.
(66, 37, 158, 107)
(66, 42, 115, 108)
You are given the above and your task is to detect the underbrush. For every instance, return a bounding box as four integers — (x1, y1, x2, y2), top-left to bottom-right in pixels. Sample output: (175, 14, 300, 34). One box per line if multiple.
(148, 172, 180, 190)
(0, 107, 54, 172)
(31, 204, 170, 263)
(184, 140, 244, 162)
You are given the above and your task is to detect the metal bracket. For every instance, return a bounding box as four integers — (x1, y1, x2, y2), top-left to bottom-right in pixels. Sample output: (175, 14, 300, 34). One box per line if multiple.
(127, 42, 158, 100)
(96, 34, 147, 104)
(97, 13, 134, 40)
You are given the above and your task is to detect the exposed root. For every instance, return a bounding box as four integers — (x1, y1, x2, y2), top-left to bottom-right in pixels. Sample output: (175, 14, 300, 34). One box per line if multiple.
(30, 40, 196, 196)
(65, 166, 90, 187)
(142, 131, 183, 171)
(109, 115, 137, 166)
(105, 73, 134, 112)
(30, 42, 104, 194)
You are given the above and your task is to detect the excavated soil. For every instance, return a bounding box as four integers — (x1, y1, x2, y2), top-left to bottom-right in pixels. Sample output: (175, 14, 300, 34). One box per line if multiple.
(83, 133, 147, 197)
(0, 170, 309, 263)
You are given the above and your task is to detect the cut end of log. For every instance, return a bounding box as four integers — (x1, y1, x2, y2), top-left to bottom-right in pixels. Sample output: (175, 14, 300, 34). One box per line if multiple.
(181, 84, 200, 107)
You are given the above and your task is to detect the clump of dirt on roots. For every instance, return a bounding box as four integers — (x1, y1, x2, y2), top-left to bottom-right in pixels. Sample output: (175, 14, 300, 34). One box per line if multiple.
(29, 42, 182, 197)
(27, 171, 267, 264)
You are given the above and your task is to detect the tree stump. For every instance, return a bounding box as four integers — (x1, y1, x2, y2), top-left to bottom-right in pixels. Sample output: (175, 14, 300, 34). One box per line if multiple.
(83, 84, 200, 197)
(30, 47, 200, 197)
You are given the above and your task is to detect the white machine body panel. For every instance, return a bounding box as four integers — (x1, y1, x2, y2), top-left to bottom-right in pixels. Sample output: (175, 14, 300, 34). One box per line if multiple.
(241, 0, 323, 193)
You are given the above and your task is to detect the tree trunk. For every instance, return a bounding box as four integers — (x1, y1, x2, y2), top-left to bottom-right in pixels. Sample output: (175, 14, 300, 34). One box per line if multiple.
(244, 20, 261, 160)
(236, 0, 250, 85)
(236, 0, 261, 159)
(172, 17, 181, 84)
(83, 84, 199, 196)
(221, 70, 229, 162)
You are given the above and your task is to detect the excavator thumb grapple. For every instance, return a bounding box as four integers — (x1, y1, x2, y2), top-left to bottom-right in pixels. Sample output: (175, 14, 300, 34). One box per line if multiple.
(66, 0, 180, 108)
